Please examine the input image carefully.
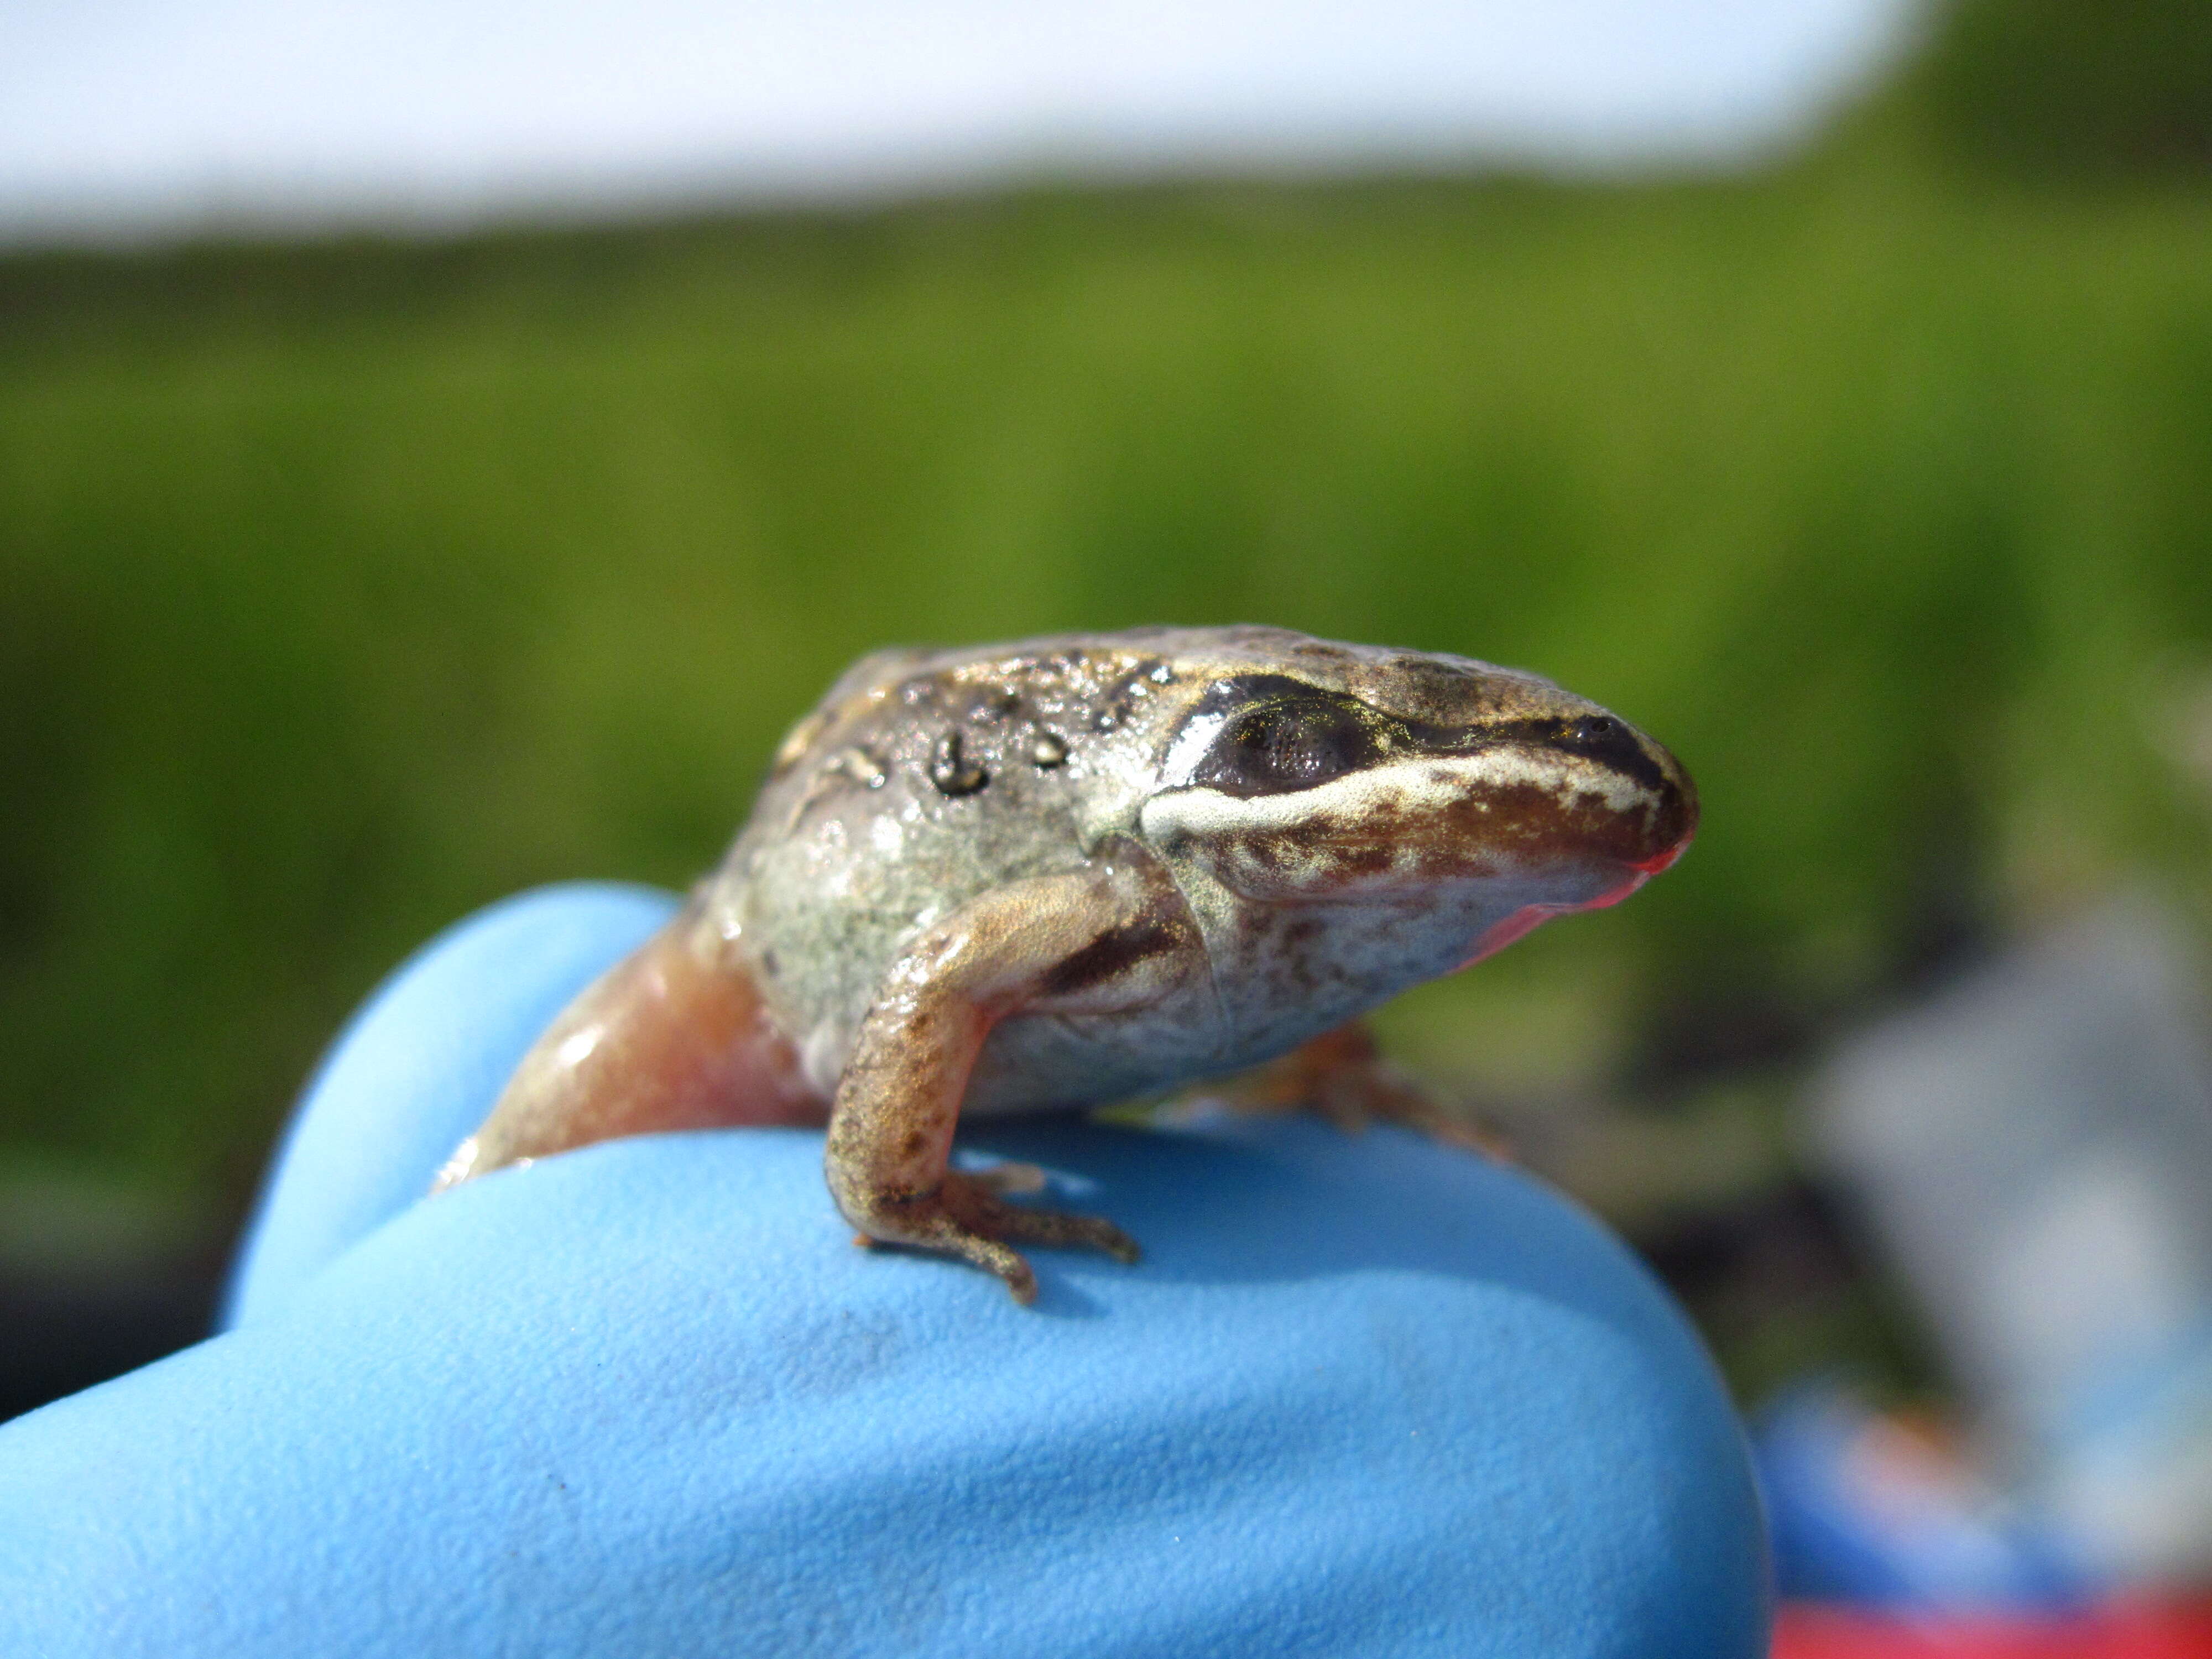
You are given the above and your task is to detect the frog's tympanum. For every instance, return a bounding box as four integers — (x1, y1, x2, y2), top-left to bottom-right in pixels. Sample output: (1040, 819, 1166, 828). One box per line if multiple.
(436, 627, 1697, 1302)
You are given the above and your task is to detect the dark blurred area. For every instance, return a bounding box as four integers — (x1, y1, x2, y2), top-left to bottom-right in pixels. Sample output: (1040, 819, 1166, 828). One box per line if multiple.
(1916, 0, 2212, 174)
(4, 0, 2212, 1618)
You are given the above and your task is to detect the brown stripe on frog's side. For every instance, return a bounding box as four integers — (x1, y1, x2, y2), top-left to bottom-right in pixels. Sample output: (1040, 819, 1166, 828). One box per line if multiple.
(1036, 845, 1203, 999)
(1039, 910, 1191, 997)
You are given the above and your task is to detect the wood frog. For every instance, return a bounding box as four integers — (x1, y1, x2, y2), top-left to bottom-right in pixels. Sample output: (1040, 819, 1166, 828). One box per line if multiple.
(436, 627, 1697, 1302)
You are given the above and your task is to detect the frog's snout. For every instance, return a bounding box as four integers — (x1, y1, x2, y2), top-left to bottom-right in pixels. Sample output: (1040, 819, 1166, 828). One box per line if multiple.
(1552, 708, 1697, 870)
(1638, 747, 1699, 872)
(1431, 712, 1698, 891)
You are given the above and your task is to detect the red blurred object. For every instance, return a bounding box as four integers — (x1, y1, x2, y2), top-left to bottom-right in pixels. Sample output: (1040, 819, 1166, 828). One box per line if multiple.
(1772, 1600, 2212, 1658)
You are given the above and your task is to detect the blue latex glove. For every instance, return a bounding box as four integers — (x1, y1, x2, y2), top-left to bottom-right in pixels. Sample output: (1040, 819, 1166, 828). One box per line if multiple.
(0, 885, 1768, 1658)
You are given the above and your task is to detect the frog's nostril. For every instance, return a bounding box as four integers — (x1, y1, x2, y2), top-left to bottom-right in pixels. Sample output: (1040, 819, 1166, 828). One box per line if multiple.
(1561, 713, 1645, 774)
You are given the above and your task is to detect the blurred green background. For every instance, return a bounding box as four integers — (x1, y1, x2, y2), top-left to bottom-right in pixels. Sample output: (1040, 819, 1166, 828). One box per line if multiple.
(5, 0, 2211, 1415)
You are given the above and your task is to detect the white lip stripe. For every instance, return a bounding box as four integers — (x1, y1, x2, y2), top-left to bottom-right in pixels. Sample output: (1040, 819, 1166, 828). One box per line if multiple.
(1140, 745, 1652, 846)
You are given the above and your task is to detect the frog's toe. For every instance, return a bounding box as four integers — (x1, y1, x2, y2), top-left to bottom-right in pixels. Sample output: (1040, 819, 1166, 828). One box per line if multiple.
(839, 1169, 1139, 1301)
(941, 1169, 1142, 1266)
(851, 1199, 1040, 1302)
(939, 1229, 1040, 1306)
(995, 1208, 1141, 1264)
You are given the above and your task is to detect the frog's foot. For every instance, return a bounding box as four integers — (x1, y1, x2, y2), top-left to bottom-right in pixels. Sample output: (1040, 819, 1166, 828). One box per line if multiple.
(848, 1170, 1140, 1305)
(1314, 1055, 1513, 1161)
(1201, 1022, 1514, 1162)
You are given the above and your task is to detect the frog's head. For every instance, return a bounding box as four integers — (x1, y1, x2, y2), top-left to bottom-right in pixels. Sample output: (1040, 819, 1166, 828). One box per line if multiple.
(1135, 629, 1695, 979)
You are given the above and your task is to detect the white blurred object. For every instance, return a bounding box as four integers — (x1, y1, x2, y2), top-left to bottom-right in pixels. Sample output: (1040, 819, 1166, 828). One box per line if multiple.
(0, 0, 1916, 246)
(1818, 894, 2212, 1584)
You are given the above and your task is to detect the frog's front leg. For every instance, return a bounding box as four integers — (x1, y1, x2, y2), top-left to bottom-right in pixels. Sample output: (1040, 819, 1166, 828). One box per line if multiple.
(826, 853, 1197, 1303)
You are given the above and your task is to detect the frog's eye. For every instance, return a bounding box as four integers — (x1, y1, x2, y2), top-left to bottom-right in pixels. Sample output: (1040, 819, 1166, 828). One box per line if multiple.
(1190, 697, 1381, 796)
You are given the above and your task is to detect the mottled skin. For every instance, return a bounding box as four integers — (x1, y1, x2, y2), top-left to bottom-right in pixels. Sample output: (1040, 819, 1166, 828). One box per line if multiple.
(437, 625, 1697, 1302)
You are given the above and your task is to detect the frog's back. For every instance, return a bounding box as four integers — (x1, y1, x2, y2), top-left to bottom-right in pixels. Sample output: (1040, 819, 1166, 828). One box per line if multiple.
(709, 634, 1196, 1095)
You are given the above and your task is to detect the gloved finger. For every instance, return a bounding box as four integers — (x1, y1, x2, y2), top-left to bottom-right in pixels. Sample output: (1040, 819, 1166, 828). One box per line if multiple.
(225, 882, 679, 1328)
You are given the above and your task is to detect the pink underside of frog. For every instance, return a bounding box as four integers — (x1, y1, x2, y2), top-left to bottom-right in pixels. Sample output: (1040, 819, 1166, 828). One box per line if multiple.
(1454, 833, 1689, 972)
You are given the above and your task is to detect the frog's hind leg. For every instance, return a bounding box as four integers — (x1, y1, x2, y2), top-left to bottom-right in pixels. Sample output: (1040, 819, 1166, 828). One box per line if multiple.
(434, 901, 827, 1193)
(1177, 1021, 1512, 1161)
